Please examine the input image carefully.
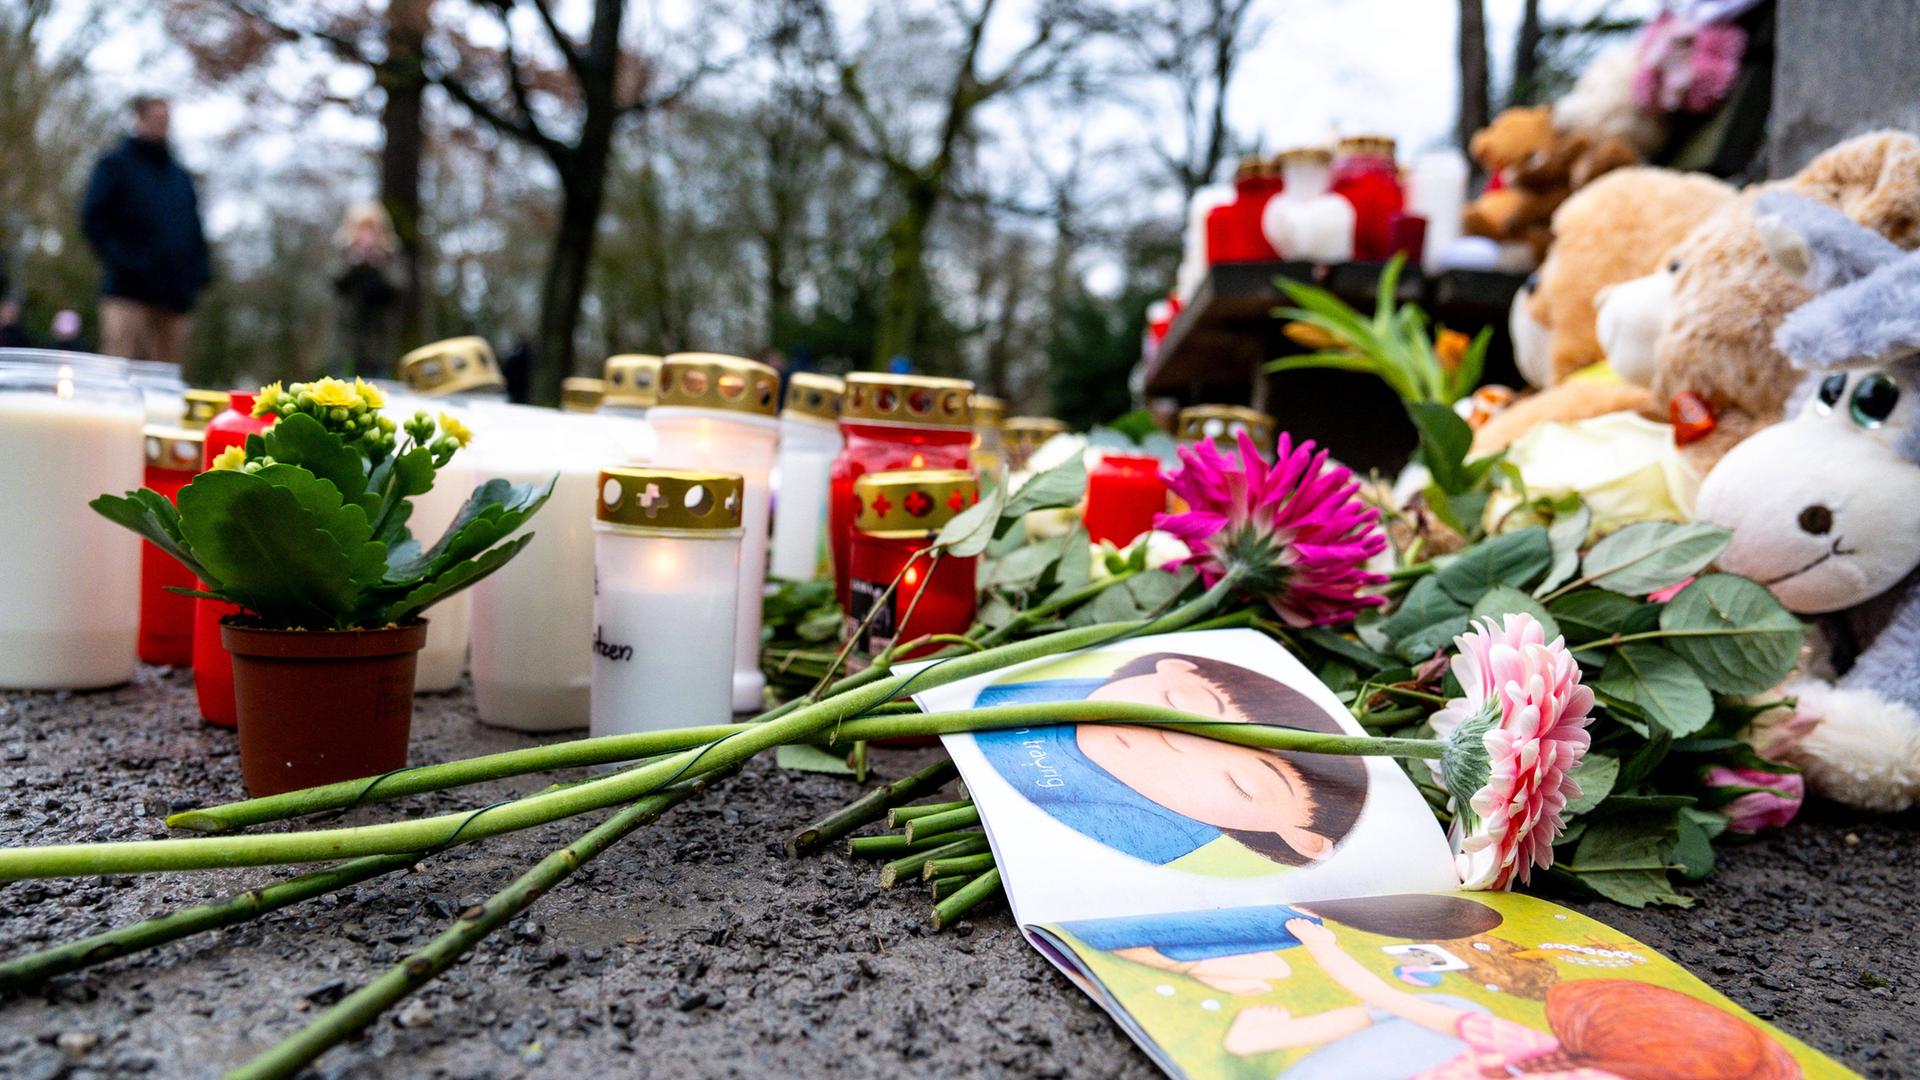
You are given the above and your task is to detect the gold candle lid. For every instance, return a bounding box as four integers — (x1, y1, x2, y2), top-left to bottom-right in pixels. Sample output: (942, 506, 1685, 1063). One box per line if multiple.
(144, 425, 206, 471)
(596, 468, 744, 533)
(782, 372, 845, 422)
(852, 469, 979, 538)
(397, 336, 505, 397)
(1335, 134, 1396, 159)
(182, 389, 227, 428)
(969, 394, 1007, 429)
(842, 373, 974, 428)
(560, 377, 605, 413)
(1276, 146, 1333, 167)
(655, 353, 780, 417)
(1003, 416, 1070, 443)
(1176, 405, 1276, 446)
(602, 354, 662, 408)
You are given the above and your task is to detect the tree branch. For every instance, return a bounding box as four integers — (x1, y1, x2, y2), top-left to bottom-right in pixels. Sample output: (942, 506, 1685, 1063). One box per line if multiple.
(523, 0, 587, 81)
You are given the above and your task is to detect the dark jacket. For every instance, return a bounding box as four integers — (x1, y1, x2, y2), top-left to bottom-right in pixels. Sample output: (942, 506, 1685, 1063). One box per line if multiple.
(82, 137, 211, 313)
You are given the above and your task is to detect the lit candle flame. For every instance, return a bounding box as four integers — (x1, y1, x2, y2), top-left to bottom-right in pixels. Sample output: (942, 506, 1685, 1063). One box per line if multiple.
(909, 453, 925, 469)
(55, 365, 74, 400)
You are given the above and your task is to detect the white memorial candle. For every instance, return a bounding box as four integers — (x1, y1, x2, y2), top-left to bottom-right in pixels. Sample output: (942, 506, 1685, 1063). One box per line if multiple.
(768, 373, 844, 581)
(648, 354, 782, 713)
(591, 468, 742, 735)
(0, 352, 146, 689)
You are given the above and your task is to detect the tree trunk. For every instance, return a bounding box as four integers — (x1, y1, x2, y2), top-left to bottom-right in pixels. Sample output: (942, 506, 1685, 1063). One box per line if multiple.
(380, 0, 431, 355)
(1455, 0, 1491, 150)
(872, 181, 936, 370)
(1510, 0, 1543, 107)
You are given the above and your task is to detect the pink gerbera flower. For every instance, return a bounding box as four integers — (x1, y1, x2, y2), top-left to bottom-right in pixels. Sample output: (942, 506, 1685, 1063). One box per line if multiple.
(1155, 431, 1386, 627)
(1429, 613, 1594, 890)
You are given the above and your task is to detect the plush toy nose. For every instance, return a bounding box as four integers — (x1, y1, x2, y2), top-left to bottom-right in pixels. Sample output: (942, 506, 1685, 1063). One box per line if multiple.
(1797, 504, 1834, 536)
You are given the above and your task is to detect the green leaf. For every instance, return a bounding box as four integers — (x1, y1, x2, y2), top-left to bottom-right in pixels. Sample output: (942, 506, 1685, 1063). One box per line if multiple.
(1570, 808, 1677, 873)
(254, 412, 369, 503)
(1406, 402, 1474, 493)
(378, 533, 535, 623)
(175, 469, 367, 626)
(1562, 754, 1618, 817)
(795, 606, 843, 643)
(1597, 644, 1713, 737)
(252, 464, 388, 587)
(1576, 521, 1731, 596)
(1657, 574, 1806, 694)
(1434, 528, 1551, 604)
(385, 475, 556, 585)
(775, 744, 856, 775)
(1575, 868, 1693, 908)
(1065, 567, 1196, 627)
(1671, 810, 1715, 881)
(1299, 626, 1396, 673)
(1045, 526, 1094, 599)
(1547, 590, 1657, 642)
(1380, 575, 1471, 661)
(982, 541, 1062, 591)
(1002, 454, 1088, 523)
(933, 479, 1006, 558)
(91, 489, 217, 587)
(1469, 584, 1559, 641)
(1535, 498, 1592, 596)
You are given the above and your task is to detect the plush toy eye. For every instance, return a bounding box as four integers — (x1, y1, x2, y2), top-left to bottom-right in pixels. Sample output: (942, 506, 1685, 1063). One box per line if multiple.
(1816, 373, 1848, 411)
(1849, 373, 1899, 427)
(1666, 258, 1682, 274)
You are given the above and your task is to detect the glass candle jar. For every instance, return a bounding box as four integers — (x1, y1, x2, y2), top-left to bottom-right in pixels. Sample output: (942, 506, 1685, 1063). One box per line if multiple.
(591, 468, 744, 736)
(467, 404, 628, 731)
(137, 426, 205, 666)
(828, 374, 974, 610)
(648, 353, 782, 713)
(969, 394, 1007, 479)
(182, 388, 227, 429)
(1002, 416, 1069, 472)
(1175, 405, 1276, 454)
(601, 354, 663, 419)
(769, 373, 844, 582)
(1262, 147, 1356, 264)
(1205, 155, 1283, 264)
(191, 391, 275, 725)
(127, 360, 188, 425)
(560, 377, 605, 413)
(0, 351, 146, 690)
(1331, 135, 1405, 262)
(846, 470, 979, 662)
(1084, 454, 1169, 546)
(398, 336, 509, 402)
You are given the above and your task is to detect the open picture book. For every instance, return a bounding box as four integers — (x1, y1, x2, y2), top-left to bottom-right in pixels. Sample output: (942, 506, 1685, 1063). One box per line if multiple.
(912, 629, 1853, 1080)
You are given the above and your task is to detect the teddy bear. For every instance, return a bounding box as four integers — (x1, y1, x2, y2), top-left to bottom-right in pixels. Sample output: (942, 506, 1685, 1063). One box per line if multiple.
(1471, 166, 1735, 455)
(1461, 106, 1641, 263)
(1597, 131, 1920, 477)
(1694, 192, 1920, 811)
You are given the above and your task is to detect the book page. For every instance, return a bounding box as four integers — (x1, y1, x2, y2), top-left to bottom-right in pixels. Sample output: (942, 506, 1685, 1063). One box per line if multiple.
(916, 629, 1458, 926)
(1030, 891, 1856, 1080)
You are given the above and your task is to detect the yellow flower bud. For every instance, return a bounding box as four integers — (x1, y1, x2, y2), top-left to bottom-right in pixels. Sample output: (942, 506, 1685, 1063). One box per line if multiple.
(353, 377, 385, 410)
(437, 412, 473, 448)
(211, 445, 248, 471)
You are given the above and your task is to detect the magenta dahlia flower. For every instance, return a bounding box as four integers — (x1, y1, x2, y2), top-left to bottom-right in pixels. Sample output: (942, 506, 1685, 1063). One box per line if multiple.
(1155, 431, 1386, 627)
(1429, 613, 1594, 891)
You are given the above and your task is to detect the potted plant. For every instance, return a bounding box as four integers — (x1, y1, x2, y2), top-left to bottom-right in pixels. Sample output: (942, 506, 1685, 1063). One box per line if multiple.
(92, 377, 553, 795)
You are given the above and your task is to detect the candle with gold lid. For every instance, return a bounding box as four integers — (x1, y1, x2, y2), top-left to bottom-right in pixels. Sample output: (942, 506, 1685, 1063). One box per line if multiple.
(591, 467, 744, 736)
(847, 469, 980, 664)
(1002, 416, 1069, 471)
(828, 373, 973, 608)
(601, 354, 663, 418)
(769, 372, 844, 581)
(1175, 404, 1276, 451)
(969, 394, 1007, 478)
(397, 336, 508, 400)
(182, 389, 227, 429)
(647, 353, 782, 711)
(137, 425, 205, 666)
(560, 376, 606, 413)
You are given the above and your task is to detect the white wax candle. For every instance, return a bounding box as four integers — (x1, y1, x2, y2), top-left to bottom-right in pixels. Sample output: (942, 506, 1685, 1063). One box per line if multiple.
(0, 389, 146, 688)
(591, 528, 739, 735)
(769, 414, 841, 581)
(650, 408, 779, 713)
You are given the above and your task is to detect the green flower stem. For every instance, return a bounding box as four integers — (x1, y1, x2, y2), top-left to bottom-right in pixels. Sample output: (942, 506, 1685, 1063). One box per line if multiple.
(846, 830, 982, 858)
(226, 777, 714, 1080)
(0, 853, 419, 991)
(885, 799, 972, 827)
(1567, 627, 1791, 653)
(879, 834, 991, 888)
(1366, 684, 1448, 706)
(931, 867, 1003, 930)
(901, 805, 980, 843)
(788, 758, 957, 858)
(930, 873, 973, 901)
(921, 852, 995, 880)
(4, 575, 1245, 881)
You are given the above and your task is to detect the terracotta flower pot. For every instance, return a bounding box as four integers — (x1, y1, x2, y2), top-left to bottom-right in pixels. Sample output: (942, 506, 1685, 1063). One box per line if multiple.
(221, 619, 429, 796)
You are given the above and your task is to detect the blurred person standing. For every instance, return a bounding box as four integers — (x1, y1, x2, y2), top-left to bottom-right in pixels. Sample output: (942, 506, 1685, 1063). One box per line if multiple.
(81, 95, 210, 364)
(332, 202, 399, 376)
(0, 296, 31, 349)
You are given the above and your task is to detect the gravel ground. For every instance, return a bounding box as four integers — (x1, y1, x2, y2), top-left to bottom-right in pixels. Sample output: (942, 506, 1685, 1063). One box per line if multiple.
(0, 665, 1914, 1079)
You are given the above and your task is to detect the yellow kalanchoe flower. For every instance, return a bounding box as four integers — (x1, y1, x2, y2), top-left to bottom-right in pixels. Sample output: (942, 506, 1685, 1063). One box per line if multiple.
(253, 381, 286, 416)
(211, 445, 248, 471)
(353, 377, 385, 410)
(438, 412, 473, 448)
(306, 377, 359, 409)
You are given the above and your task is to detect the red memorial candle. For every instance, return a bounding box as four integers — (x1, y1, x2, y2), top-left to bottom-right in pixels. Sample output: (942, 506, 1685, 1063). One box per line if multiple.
(1331, 135, 1405, 262)
(1084, 454, 1169, 546)
(828, 374, 974, 609)
(136, 426, 205, 666)
(191, 391, 274, 727)
(847, 470, 980, 665)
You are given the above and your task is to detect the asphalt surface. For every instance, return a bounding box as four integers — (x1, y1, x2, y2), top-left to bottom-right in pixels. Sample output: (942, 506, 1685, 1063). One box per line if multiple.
(0, 665, 1913, 1079)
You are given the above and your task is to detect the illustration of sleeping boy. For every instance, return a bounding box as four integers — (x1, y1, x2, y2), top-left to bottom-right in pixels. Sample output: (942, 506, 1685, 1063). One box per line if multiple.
(974, 652, 1369, 868)
(1230, 918, 1803, 1080)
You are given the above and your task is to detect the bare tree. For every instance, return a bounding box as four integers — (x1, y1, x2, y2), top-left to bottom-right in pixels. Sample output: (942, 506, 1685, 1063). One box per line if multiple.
(1456, 0, 1492, 149)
